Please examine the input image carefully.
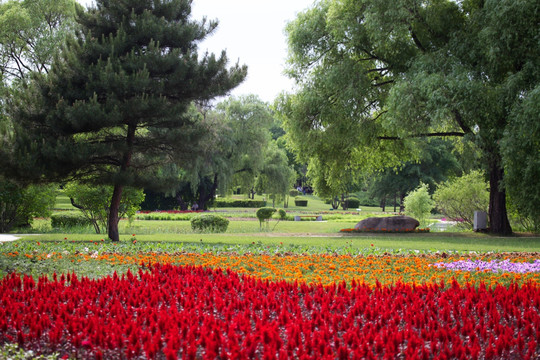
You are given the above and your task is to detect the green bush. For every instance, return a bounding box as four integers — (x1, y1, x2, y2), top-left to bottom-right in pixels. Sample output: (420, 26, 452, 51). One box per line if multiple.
(433, 171, 489, 229)
(190, 214, 229, 233)
(51, 212, 93, 228)
(353, 191, 379, 207)
(215, 198, 266, 208)
(294, 197, 308, 207)
(64, 182, 145, 234)
(404, 183, 435, 227)
(0, 178, 56, 232)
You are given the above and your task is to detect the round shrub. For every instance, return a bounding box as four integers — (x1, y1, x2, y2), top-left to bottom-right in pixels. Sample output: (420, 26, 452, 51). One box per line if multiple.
(190, 214, 229, 233)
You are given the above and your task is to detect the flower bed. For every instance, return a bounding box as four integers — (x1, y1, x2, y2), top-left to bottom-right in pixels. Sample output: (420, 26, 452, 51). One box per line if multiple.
(1, 264, 539, 359)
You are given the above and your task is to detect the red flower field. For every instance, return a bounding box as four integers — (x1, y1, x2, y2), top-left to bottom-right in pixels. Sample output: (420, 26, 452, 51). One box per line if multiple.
(1, 264, 539, 359)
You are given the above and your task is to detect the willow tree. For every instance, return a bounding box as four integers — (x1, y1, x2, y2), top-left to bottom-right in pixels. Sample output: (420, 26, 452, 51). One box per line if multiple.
(3, 0, 247, 241)
(281, 0, 540, 235)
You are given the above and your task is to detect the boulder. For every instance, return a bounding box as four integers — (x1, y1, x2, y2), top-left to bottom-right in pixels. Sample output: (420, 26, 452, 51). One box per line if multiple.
(354, 216, 420, 232)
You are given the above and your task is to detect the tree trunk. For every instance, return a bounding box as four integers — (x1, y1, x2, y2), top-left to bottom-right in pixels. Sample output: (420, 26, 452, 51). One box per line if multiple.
(488, 159, 512, 235)
(380, 197, 386, 212)
(198, 174, 219, 210)
(108, 123, 135, 242)
(108, 184, 123, 242)
(176, 195, 188, 211)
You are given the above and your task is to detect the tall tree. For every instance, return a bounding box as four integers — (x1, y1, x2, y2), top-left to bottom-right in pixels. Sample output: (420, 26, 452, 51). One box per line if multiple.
(2, 0, 247, 241)
(282, 0, 540, 234)
(148, 95, 275, 210)
(254, 141, 296, 207)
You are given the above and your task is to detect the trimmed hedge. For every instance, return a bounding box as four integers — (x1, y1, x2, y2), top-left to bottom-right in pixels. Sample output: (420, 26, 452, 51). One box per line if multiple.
(294, 197, 308, 207)
(215, 198, 266, 208)
(343, 198, 361, 209)
(190, 214, 229, 233)
(50, 212, 92, 228)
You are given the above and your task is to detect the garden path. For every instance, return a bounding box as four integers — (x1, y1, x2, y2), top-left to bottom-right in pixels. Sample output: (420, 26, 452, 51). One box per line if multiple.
(0, 235, 20, 242)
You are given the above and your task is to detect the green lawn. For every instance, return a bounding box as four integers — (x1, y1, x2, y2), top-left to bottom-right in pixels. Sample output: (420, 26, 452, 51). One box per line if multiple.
(15, 217, 540, 254)
(220, 194, 384, 213)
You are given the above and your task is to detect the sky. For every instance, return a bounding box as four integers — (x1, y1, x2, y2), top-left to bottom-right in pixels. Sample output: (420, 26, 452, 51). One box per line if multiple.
(77, 0, 315, 103)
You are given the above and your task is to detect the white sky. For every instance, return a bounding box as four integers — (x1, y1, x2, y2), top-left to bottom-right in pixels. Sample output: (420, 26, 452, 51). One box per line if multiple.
(77, 0, 315, 103)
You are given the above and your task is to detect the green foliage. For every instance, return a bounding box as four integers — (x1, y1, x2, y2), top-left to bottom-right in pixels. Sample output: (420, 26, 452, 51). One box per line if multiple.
(353, 191, 379, 207)
(63, 183, 145, 234)
(294, 197, 308, 207)
(403, 183, 435, 227)
(190, 214, 229, 233)
(50, 211, 92, 229)
(502, 86, 540, 226)
(0, 0, 79, 82)
(289, 189, 301, 197)
(215, 198, 266, 208)
(367, 139, 462, 210)
(140, 189, 179, 211)
(0, 342, 59, 360)
(0, 178, 56, 232)
(433, 171, 490, 229)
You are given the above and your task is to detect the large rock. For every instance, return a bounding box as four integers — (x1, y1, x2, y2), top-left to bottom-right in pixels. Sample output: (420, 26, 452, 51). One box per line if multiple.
(354, 216, 420, 232)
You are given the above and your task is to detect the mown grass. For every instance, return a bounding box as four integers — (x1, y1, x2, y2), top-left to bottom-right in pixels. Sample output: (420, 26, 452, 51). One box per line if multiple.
(221, 194, 384, 213)
(11, 229, 540, 254)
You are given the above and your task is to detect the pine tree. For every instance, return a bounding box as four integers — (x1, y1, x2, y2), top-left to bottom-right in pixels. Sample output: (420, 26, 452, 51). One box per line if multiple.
(4, 0, 247, 241)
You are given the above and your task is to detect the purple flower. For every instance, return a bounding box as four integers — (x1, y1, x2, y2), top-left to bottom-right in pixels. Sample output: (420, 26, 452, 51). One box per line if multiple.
(432, 259, 540, 273)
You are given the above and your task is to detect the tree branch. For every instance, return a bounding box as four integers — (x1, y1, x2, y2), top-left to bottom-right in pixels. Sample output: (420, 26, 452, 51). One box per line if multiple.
(452, 109, 472, 134)
(70, 197, 85, 210)
(373, 80, 394, 87)
(409, 28, 426, 53)
(366, 67, 390, 74)
(378, 131, 467, 140)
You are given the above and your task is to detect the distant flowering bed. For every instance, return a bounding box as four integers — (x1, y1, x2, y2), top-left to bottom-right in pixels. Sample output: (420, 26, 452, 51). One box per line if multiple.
(137, 210, 203, 214)
(1, 264, 540, 360)
(340, 227, 430, 233)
